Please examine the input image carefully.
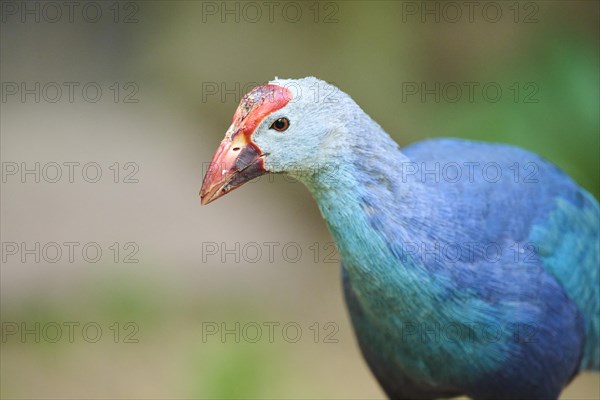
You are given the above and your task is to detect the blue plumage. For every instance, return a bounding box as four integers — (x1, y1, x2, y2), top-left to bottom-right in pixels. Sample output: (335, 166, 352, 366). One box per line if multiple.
(325, 139, 599, 399)
(201, 78, 599, 399)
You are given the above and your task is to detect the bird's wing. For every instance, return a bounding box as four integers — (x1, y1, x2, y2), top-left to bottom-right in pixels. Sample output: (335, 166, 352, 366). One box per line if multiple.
(402, 138, 599, 371)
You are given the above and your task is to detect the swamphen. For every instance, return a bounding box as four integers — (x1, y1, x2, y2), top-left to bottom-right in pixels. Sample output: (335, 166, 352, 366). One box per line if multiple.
(200, 77, 599, 399)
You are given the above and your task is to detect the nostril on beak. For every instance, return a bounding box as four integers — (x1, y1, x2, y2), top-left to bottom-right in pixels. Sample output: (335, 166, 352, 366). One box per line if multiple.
(232, 147, 240, 151)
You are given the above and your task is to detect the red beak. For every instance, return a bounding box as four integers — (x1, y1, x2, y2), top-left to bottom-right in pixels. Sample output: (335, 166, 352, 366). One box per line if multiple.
(199, 83, 292, 205)
(200, 133, 267, 205)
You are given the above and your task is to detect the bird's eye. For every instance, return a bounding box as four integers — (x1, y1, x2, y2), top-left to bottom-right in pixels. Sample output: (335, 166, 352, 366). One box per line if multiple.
(270, 118, 290, 132)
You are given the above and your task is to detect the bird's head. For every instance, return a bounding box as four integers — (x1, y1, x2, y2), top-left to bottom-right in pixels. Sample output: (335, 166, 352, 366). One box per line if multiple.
(200, 77, 351, 205)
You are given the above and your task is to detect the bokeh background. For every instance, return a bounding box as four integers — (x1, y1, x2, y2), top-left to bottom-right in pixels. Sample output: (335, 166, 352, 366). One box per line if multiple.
(1, 1, 598, 399)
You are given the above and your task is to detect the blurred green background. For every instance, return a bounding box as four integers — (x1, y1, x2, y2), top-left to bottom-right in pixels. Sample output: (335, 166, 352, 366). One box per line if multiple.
(1, 1, 598, 399)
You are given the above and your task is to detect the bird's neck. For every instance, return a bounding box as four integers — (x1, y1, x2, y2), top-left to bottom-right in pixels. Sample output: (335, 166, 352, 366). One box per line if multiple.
(297, 117, 436, 302)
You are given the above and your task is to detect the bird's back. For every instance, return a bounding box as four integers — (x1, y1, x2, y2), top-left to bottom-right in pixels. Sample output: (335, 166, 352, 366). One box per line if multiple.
(402, 138, 599, 371)
(343, 138, 598, 399)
